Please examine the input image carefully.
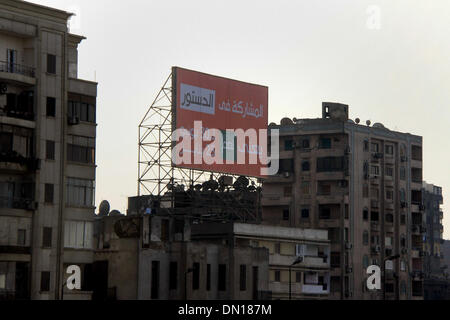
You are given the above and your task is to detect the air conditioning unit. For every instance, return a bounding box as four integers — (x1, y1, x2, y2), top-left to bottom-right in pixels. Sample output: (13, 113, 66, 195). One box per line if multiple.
(374, 245, 381, 253)
(345, 242, 353, 250)
(346, 267, 353, 274)
(68, 116, 80, 125)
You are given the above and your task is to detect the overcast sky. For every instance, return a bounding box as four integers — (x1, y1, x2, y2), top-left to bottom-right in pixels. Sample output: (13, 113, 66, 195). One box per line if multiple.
(29, 0, 450, 238)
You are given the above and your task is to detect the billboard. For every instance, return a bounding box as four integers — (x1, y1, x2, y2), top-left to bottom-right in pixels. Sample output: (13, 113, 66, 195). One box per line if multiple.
(172, 67, 268, 178)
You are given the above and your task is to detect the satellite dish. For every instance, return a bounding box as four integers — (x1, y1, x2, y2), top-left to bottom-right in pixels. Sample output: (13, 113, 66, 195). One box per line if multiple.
(269, 122, 277, 126)
(99, 200, 110, 216)
(366, 120, 371, 126)
(109, 210, 123, 217)
(355, 118, 360, 124)
(280, 117, 293, 126)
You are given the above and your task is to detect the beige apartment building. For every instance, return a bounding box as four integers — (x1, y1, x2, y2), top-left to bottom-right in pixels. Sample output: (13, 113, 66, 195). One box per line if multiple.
(0, 0, 97, 300)
(262, 102, 424, 300)
(191, 222, 330, 300)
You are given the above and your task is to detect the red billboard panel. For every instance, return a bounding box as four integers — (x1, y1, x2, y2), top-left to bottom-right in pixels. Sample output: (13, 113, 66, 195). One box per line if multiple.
(172, 67, 268, 178)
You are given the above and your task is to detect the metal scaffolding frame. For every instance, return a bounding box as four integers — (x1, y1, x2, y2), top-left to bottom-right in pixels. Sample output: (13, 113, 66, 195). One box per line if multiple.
(137, 72, 260, 211)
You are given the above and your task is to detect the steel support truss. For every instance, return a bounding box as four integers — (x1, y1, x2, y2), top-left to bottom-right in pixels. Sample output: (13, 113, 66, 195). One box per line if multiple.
(138, 72, 260, 221)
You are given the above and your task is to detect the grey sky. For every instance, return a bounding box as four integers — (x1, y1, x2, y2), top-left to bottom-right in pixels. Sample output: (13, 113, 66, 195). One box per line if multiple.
(28, 0, 450, 238)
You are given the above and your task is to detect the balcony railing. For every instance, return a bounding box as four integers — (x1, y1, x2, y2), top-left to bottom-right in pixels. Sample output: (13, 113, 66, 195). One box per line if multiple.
(0, 196, 35, 210)
(0, 61, 35, 78)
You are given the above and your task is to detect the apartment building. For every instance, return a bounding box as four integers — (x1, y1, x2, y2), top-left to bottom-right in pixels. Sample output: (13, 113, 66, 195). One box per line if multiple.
(422, 182, 448, 299)
(0, 0, 97, 300)
(191, 222, 330, 300)
(262, 102, 424, 300)
(93, 213, 270, 300)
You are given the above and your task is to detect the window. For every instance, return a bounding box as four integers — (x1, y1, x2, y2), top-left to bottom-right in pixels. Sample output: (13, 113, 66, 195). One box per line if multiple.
(46, 97, 56, 117)
(40, 271, 50, 292)
(151, 261, 160, 299)
(46, 140, 55, 160)
(0, 274, 5, 289)
(364, 139, 369, 152)
(302, 139, 310, 149)
(371, 143, 379, 153)
(206, 264, 211, 291)
(296, 272, 302, 283)
(240, 265, 247, 291)
(385, 145, 394, 155)
(67, 135, 95, 164)
(284, 139, 294, 151)
(363, 231, 369, 246)
(319, 206, 331, 219)
(301, 208, 309, 219)
(161, 219, 169, 241)
(386, 213, 394, 223)
(192, 263, 200, 290)
(331, 253, 340, 268)
(42, 227, 52, 248)
(282, 209, 289, 221)
(301, 181, 310, 195)
(400, 167, 406, 180)
(68, 96, 96, 124)
(283, 186, 292, 197)
(44, 184, 54, 204)
(385, 166, 394, 177)
(302, 160, 310, 172)
(361, 255, 369, 269)
(386, 189, 394, 201)
(371, 211, 379, 222)
(17, 229, 26, 246)
(401, 260, 406, 272)
(319, 138, 332, 149)
(64, 220, 93, 249)
(274, 270, 281, 282)
(66, 178, 95, 207)
(169, 262, 177, 290)
(47, 54, 56, 74)
(370, 165, 380, 176)
(275, 243, 281, 254)
(218, 264, 226, 291)
(317, 157, 345, 172)
(363, 208, 369, 221)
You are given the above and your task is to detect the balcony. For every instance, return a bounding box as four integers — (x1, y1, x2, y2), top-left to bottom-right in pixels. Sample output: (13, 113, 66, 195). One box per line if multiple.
(0, 61, 35, 78)
(0, 151, 40, 173)
(0, 196, 36, 211)
(270, 254, 329, 269)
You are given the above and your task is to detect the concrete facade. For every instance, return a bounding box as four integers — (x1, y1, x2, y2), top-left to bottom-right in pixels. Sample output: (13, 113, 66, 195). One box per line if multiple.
(93, 214, 270, 300)
(262, 102, 424, 300)
(0, 0, 97, 300)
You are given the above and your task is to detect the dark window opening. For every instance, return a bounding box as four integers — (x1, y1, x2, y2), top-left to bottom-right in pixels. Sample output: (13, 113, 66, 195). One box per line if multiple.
(47, 54, 56, 74)
(301, 208, 310, 219)
(302, 161, 310, 171)
(169, 262, 177, 290)
(151, 261, 160, 299)
(282, 209, 290, 221)
(46, 140, 55, 160)
(44, 184, 54, 204)
(42, 227, 52, 248)
(192, 263, 200, 290)
(317, 157, 345, 172)
(319, 138, 332, 149)
(40, 271, 50, 292)
(239, 265, 247, 291)
(17, 229, 26, 246)
(284, 139, 294, 151)
(218, 264, 226, 291)
(274, 270, 281, 282)
(371, 211, 379, 222)
(46, 97, 56, 117)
